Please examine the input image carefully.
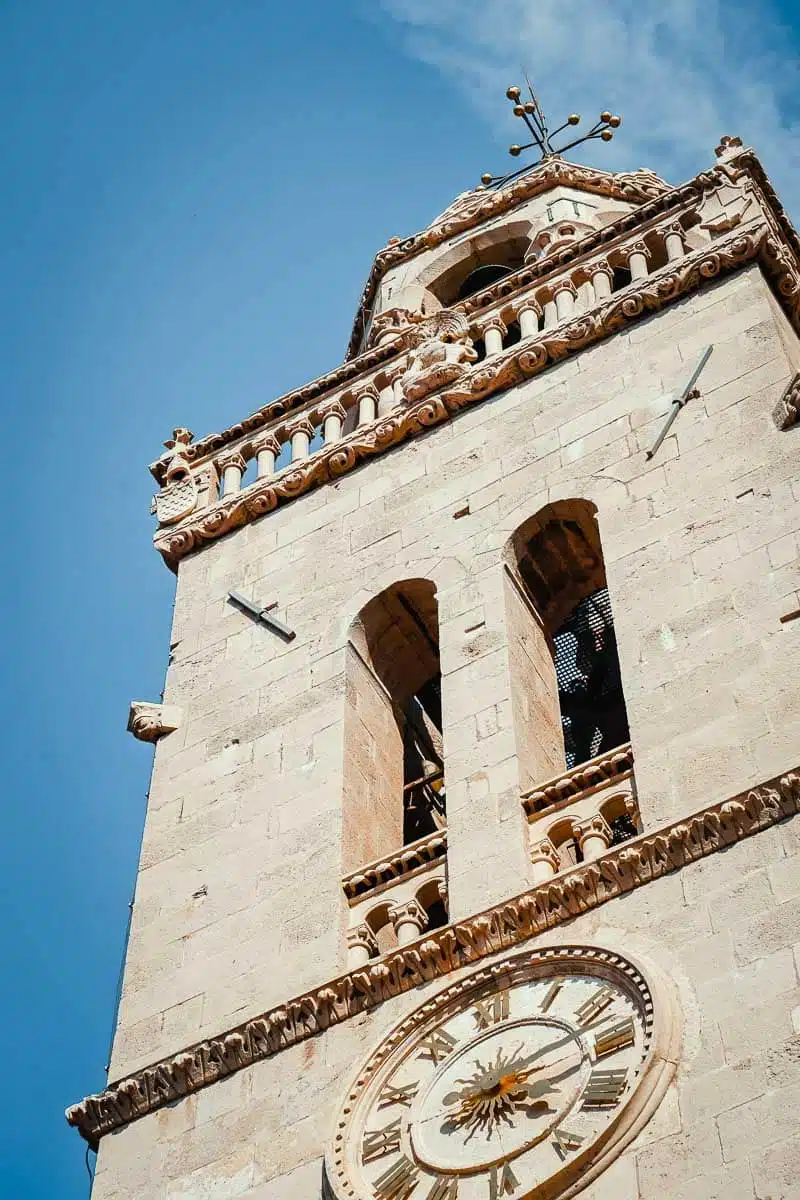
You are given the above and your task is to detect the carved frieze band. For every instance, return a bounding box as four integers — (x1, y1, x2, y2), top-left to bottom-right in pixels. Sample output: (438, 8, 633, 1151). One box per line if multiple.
(67, 764, 800, 1147)
(521, 743, 634, 815)
(773, 370, 800, 430)
(155, 220, 791, 568)
(342, 829, 447, 900)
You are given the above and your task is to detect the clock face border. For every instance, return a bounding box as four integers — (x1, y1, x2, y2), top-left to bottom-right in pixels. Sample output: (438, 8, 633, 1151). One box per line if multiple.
(325, 944, 680, 1200)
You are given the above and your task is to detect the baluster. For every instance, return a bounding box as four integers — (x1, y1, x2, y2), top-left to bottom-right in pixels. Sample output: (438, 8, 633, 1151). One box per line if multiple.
(516, 299, 541, 339)
(378, 374, 398, 417)
(219, 451, 246, 496)
(624, 240, 651, 281)
(357, 384, 379, 426)
(590, 260, 614, 302)
(529, 837, 560, 883)
(252, 433, 281, 479)
(575, 815, 612, 861)
(285, 415, 315, 463)
(553, 279, 578, 322)
(319, 399, 346, 445)
(662, 222, 686, 262)
(482, 316, 507, 358)
(542, 295, 558, 329)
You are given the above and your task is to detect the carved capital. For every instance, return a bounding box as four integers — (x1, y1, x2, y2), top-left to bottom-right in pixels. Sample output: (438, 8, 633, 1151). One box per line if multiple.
(217, 451, 247, 474)
(127, 701, 182, 743)
(529, 837, 560, 871)
(660, 221, 685, 241)
(574, 814, 613, 849)
(514, 296, 542, 317)
(284, 414, 315, 439)
(250, 432, 281, 457)
(317, 398, 347, 422)
(480, 315, 508, 336)
(550, 277, 579, 299)
(588, 259, 614, 280)
(622, 240, 651, 263)
(346, 923, 378, 956)
(388, 898, 427, 934)
(773, 371, 800, 430)
(435, 877, 448, 908)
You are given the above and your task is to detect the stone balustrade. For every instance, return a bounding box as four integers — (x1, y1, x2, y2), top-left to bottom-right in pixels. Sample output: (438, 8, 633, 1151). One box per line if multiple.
(521, 742, 640, 879)
(152, 212, 703, 523)
(342, 829, 448, 969)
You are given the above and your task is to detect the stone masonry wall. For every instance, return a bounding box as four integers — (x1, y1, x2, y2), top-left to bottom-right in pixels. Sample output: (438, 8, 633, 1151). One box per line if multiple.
(91, 813, 800, 1199)
(108, 263, 800, 1097)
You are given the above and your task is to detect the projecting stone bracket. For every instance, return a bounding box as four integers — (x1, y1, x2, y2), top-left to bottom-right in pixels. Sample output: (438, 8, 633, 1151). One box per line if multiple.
(773, 371, 800, 431)
(127, 701, 183, 743)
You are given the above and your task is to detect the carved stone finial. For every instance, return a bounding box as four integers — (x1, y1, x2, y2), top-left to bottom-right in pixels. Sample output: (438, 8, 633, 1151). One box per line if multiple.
(127, 701, 182, 743)
(715, 134, 744, 161)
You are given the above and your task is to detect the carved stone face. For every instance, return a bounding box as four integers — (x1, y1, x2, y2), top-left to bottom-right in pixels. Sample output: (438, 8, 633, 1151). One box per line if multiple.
(326, 946, 678, 1200)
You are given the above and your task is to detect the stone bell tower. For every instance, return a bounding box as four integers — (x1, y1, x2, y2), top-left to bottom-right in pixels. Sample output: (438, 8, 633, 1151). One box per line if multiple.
(69, 110, 800, 1200)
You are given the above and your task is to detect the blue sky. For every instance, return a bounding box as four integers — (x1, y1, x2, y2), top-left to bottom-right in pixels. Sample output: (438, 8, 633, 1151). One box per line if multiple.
(0, 2, 797, 1195)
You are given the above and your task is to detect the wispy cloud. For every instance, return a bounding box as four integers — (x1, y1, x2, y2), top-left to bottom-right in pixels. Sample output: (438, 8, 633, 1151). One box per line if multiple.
(377, 0, 799, 218)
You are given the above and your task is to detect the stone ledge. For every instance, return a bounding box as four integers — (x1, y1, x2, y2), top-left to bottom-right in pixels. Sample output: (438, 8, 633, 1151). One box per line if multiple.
(521, 742, 634, 815)
(342, 829, 447, 901)
(154, 217, 794, 570)
(66, 764, 800, 1147)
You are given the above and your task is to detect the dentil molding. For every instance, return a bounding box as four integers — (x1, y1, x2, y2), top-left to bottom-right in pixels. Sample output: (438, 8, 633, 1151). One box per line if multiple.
(67, 763, 800, 1147)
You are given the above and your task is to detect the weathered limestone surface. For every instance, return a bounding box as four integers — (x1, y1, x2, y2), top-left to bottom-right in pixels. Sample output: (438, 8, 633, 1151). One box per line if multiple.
(104, 264, 800, 1095)
(91, 819, 800, 1198)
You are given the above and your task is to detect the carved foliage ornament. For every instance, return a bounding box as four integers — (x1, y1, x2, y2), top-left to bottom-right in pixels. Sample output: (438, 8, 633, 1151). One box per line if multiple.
(325, 946, 678, 1200)
(773, 370, 800, 431)
(154, 221, 778, 569)
(66, 766, 800, 1147)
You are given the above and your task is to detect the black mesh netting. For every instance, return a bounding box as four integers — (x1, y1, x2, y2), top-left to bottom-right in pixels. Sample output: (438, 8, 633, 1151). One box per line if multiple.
(553, 587, 630, 769)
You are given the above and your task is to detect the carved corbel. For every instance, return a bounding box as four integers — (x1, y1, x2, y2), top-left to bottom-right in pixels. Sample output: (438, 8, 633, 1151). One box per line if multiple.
(773, 371, 800, 430)
(127, 701, 182, 743)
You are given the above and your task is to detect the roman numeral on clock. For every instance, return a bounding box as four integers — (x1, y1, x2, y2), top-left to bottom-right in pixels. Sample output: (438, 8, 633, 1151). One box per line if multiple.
(362, 1118, 402, 1163)
(552, 1127, 584, 1160)
(539, 980, 562, 1012)
(418, 1028, 458, 1064)
(425, 1176, 458, 1199)
(593, 1016, 635, 1058)
(574, 987, 614, 1026)
(379, 1081, 419, 1109)
(489, 1162, 519, 1197)
(582, 1068, 628, 1108)
(472, 990, 510, 1029)
(373, 1156, 418, 1200)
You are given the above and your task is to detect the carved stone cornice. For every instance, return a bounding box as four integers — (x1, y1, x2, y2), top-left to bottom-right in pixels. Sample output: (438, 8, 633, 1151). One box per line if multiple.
(154, 220, 792, 569)
(773, 371, 800, 430)
(126, 702, 182, 743)
(342, 830, 447, 901)
(67, 764, 800, 1147)
(522, 743, 634, 815)
(148, 151, 793, 484)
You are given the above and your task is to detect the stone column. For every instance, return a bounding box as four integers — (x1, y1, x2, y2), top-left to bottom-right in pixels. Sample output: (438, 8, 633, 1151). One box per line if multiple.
(624, 240, 651, 281)
(357, 385, 379, 427)
(542, 296, 558, 329)
(516, 299, 541, 339)
(575, 814, 612, 861)
(529, 837, 561, 883)
(553, 279, 578, 322)
(662, 222, 686, 263)
(346, 923, 378, 970)
(319, 399, 346, 445)
(482, 317, 507, 358)
(219, 451, 246, 496)
(389, 898, 428, 947)
(285, 416, 315, 462)
(590, 260, 614, 303)
(252, 433, 281, 479)
(378, 375, 399, 417)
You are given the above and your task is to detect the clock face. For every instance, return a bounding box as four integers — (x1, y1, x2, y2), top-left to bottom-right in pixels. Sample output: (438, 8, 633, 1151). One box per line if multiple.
(327, 947, 677, 1200)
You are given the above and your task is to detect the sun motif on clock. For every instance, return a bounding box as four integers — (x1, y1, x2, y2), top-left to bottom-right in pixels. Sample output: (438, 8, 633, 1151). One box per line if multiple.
(326, 946, 679, 1200)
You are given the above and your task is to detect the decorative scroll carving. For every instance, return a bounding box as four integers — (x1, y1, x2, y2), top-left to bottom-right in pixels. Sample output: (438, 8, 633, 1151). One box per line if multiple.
(154, 220, 784, 568)
(773, 371, 800, 430)
(126, 702, 182, 743)
(522, 744, 634, 815)
(67, 766, 800, 1147)
(342, 830, 447, 900)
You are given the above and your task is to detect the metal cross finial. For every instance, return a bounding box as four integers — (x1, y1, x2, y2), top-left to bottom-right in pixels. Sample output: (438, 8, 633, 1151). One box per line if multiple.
(480, 75, 622, 189)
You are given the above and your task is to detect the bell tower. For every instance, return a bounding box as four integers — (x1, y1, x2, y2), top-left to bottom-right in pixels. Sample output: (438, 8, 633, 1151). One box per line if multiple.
(69, 110, 800, 1200)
